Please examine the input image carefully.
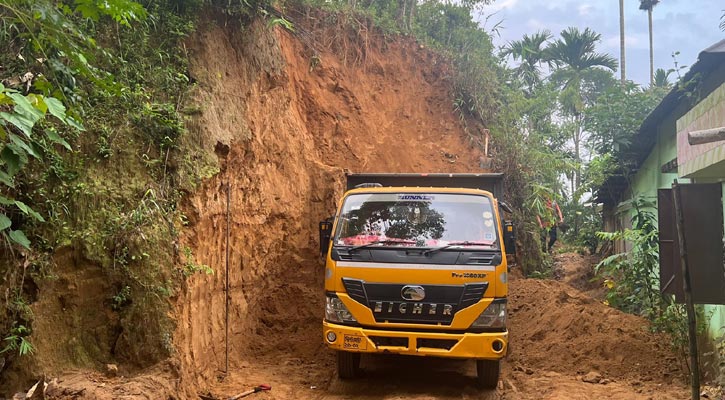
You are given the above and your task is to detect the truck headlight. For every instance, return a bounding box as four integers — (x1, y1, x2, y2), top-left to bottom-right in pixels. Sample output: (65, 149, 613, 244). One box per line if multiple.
(325, 295, 357, 324)
(471, 299, 506, 328)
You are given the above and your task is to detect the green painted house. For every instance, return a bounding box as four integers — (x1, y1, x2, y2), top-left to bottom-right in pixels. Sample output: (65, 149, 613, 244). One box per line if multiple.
(598, 39, 725, 383)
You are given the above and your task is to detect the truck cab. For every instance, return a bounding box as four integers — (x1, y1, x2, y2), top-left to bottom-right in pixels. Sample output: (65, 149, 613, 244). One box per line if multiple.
(320, 173, 514, 388)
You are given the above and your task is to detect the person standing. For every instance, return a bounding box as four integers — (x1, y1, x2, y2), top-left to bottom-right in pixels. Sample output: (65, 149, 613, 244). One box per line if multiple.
(536, 199, 564, 252)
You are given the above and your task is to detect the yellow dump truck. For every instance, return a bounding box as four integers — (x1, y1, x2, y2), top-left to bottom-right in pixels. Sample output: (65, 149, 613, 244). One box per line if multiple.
(319, 173, 514, 388)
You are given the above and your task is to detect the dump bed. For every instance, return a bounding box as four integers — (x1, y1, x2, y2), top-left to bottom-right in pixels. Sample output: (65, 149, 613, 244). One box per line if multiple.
(345, 173, 504, 198)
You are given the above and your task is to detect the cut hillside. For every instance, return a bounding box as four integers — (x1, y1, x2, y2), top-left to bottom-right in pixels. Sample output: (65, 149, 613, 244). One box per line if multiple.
(0, 7, 690, 400)
(0, 6, 492, 397)
(173, 11, 489, 394)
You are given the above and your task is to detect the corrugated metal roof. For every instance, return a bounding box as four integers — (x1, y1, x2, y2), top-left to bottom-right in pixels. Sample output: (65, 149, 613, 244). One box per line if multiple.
(703, 39, 725, 54)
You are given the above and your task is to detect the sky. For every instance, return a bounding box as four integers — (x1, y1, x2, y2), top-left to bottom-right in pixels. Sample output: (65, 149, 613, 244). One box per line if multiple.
(477, 0, 725, 86)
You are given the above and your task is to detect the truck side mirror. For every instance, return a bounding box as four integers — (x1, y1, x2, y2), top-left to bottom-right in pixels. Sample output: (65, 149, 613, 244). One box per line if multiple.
(319, 218, 333, 258)
(503, 220, 516, 255)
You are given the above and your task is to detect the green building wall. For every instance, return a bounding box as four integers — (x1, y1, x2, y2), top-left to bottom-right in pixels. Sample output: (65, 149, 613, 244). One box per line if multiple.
(616, 81, 723, 377)
(676, 82, 725, 345)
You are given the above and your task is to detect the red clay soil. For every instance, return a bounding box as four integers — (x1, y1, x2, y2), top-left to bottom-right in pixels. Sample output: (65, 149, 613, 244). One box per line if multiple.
(507, 277, 683, 382)
(554, 252, 607, 299)
(172, 12, 489, 397)
(7, 11, 691, 400)
(38, 271, 690, 400)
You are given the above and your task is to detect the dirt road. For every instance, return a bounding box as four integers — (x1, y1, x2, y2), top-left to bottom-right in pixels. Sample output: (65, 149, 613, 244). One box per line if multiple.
(41, 253, 691, 400)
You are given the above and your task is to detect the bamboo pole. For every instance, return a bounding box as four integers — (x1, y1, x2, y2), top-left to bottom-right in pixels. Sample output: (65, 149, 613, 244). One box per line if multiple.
(672, 180, 700, 400)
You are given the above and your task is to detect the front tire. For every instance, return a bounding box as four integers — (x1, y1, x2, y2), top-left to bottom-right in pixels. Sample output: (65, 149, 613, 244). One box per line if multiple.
(337, 351, 361, 379)
(476, 359, 500, 389)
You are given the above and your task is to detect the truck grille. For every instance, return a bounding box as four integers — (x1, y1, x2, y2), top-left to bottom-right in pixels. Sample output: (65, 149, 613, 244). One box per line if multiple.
(341, 278, 488, 325)
(417, 338, 459, 350)
(369, 336, 409, 348)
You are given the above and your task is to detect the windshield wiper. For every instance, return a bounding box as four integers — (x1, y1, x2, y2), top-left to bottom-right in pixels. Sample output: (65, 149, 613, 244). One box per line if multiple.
(423, 241, 494, 256)
(347, 239, 417, 253)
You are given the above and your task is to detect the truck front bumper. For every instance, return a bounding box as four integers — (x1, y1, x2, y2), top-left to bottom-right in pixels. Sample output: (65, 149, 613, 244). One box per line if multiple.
(323, 321, 508, 360)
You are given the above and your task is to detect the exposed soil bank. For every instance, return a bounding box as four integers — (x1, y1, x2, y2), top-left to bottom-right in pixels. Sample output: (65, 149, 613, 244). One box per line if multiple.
(3, 12, 692, 400)
(37, 258, 689, 400)
(173, 12, 488, 398)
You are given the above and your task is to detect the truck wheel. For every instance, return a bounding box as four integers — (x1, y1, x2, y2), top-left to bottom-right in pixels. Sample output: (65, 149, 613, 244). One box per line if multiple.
(337, 351, 361, 379)
(476, 359, 500, 389)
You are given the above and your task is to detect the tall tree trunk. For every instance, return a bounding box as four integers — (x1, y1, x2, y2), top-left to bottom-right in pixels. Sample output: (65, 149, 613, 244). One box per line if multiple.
(619, 0, 626, 83)
(572, 114, 582, 201)
(574, 126, 581, 197)
(648, 8, 654, 86)
(399, 0, 407, 30)
(573, 116, 582, 236)
(408, 0, 416, 32)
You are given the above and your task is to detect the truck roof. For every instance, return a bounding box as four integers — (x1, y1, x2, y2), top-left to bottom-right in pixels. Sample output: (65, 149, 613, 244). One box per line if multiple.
(345, 173, 503, 198)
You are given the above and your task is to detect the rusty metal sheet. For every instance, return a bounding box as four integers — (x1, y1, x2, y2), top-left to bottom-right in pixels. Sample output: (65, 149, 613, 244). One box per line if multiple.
(680, 183, 725, 305)
(659, 184, 725, 305)
(658, 188, 683, 300)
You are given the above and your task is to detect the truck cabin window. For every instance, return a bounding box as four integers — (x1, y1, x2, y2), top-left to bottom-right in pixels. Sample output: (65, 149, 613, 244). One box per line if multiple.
(334, 193, 498, 248)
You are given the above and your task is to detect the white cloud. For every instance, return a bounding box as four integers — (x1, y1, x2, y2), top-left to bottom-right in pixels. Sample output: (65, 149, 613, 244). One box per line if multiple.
(578, 4, 593, 16)
(603, 35, 620, 50)
(484, 0, 519, 14)
(604, 34, 647, 51)
(526, 18, 547, 31)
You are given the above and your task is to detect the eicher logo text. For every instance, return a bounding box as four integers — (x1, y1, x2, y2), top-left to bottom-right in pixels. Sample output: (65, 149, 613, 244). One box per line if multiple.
(372, 301, 454, 316)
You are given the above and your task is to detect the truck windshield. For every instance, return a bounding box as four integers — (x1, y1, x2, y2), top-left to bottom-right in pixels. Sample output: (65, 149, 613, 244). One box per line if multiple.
(333, 193, 499, 248)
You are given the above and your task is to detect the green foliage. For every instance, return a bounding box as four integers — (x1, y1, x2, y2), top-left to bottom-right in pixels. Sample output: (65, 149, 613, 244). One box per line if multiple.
(585, 83, 666, 158)
(653, 68, 673, 89)
(638, 0, 660, 12)
(111, 285, 132, 310)
(545, 27, 617, 115)
(182, 246, 213, 277)
(595, 197, 659, 314)
(1, 324, 34, 356)
(0, 83, 80, 249)
(414, 1, 501, 124)
(73, 0, 148, 26)
(594, 197, 692, 357)
(560, 202, 600, 254)
(501, 30, 551, 94)
(0, 0, 216, 373)
(133, 103, 185, 150)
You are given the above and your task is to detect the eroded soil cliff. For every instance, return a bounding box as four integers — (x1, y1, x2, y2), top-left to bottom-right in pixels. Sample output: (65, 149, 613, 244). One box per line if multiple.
(3, 11, 692, 400)
(174, 12, 488, 392)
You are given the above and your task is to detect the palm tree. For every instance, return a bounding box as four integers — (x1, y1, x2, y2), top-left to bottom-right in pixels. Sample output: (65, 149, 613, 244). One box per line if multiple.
(544, 27, 617, 196)
(502, 30, 552, 94)
(652, 68, 672, 89)
(639, 0, 660, 85)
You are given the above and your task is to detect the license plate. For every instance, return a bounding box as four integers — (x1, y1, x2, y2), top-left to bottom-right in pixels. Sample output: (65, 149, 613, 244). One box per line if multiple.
(342, 334, 367, 350)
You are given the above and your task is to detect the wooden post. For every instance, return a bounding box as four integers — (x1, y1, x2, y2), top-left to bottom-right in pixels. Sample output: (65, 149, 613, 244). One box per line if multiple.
(672, 180, 700, 400)
(688, 127, 725, 145)
(225, 182, 231, 375)
(483, 129, 490, 157)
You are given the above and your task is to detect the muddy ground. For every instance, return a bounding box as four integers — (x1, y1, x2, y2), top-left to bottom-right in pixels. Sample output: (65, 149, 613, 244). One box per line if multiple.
(38, 253, 694, 400)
